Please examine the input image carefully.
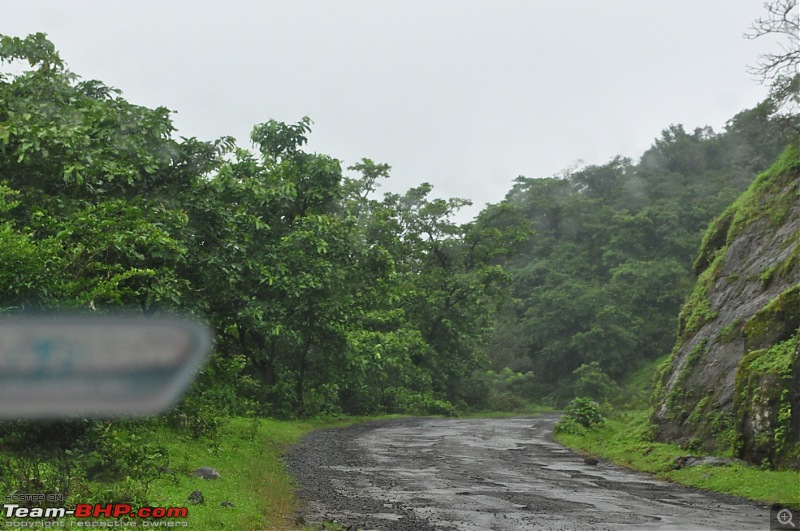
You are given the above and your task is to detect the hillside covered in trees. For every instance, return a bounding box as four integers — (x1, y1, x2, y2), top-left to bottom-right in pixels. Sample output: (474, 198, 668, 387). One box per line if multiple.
(0, 31, 797, 508)
(479, 105, 792, 404)
(3, 33, 792, 421)
(1, 32, 795, 416)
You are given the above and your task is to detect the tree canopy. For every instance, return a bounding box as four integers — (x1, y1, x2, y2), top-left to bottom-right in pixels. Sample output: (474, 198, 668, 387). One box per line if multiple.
(0, 33, 517, 419)
(0, 32, 793, 418)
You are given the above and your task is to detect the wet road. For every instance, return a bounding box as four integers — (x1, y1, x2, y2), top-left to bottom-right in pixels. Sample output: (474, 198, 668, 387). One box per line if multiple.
(286, 415, 770, 530)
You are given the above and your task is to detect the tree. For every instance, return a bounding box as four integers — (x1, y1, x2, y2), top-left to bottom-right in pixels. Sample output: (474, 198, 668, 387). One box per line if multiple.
(482, 101, 790, 403)
(745, 0, 799, 129)
(571, 362, 619, 403)
(746, 0, 799, 83)
(0, 33, 225, 503)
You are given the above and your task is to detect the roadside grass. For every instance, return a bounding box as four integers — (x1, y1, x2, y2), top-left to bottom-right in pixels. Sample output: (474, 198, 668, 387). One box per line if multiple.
(553, 357, 800, 509)
(145, 416, 389, 530)
(3, 410, 542, 530)
(554, 411, 800, 508)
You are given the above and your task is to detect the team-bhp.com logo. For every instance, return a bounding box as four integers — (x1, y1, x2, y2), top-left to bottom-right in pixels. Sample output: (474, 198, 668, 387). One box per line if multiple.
(3, 503, 188, 527)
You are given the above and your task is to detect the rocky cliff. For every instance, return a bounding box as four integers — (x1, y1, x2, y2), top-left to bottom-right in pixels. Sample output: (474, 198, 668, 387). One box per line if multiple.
(652, 142, 800, 468)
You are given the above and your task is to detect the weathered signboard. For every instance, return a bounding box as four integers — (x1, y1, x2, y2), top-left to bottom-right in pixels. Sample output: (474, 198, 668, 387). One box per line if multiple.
(0, 315, 211, 418)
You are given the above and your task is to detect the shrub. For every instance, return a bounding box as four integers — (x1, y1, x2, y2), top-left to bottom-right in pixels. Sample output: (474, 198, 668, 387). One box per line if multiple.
(167, 396, 223, 439)
(487, 391, 529, 412)
(572, 362, 620, 402)
(0, 419, 168, 507)
(555, 397, 605, 434)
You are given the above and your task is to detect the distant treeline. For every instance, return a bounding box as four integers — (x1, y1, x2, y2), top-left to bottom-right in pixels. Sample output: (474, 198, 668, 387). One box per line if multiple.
(481, 102, 791, 404)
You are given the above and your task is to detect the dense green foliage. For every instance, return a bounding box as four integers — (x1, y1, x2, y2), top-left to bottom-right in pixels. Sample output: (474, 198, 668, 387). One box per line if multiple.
(1, 30, 797, 513)
(0, 34, 517, 505)
(553, 397, 605, 435)
(480, 108, 791, 403)
(1, 32, 791, 422)
(0, 34, 516, 423)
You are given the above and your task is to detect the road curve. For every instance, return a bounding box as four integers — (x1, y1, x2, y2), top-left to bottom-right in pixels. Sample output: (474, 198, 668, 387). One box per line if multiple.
(285, 415, 770, 530)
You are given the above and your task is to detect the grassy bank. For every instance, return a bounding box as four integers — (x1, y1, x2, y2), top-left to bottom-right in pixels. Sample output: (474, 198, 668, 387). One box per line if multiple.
(553, 357, 800, 508)
(136, 416, 383, 529)
(555, 410, 800, 507)
(146, 409, 555, 529)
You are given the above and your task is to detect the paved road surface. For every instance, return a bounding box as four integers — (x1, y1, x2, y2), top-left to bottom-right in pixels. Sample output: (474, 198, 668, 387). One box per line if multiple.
(285, 415, 771, 530)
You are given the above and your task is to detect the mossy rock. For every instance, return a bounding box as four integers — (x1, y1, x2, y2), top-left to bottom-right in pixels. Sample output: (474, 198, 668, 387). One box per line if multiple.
(734, 335, 799, 467)
(743, 285, 800, 351)
(693, 207, 734, 275)
(727, 143, 800, 242)
(653, 142, 800, 469)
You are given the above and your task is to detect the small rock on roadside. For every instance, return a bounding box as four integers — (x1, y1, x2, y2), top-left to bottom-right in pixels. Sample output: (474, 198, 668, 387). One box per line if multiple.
(188, 490, 204, 504)
(192, 466, 221, 479)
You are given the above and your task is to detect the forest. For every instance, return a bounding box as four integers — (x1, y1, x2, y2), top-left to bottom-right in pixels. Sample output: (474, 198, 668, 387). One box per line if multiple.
(0, 31, 796, 509)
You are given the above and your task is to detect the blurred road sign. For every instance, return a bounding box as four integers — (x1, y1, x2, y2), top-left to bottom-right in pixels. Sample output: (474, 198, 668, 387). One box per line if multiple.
(0, 315, 211, 418)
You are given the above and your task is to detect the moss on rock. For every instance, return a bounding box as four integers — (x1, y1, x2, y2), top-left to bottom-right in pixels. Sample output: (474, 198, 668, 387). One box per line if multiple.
(652, 142, 800, 468)
(743, 286, 800, 351)
(734, 336, 799, 467)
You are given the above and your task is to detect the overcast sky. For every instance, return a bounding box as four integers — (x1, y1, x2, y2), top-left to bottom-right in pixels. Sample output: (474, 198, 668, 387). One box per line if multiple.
(3, 1, 779, 221)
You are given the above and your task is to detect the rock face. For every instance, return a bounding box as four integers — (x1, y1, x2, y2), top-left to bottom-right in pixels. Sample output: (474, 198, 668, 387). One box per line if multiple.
(652, 143, 800, 468)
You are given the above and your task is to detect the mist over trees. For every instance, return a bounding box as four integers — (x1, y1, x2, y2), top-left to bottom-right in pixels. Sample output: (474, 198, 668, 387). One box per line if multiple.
(481, 108, 792, 404)
(1, 32, 795, 425)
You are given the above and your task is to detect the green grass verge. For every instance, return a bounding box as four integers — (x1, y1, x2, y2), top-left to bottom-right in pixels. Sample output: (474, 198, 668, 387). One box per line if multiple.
(3, 411, 541, 530)
(554, 410, 800, 508)
(144, 415, 388, 530)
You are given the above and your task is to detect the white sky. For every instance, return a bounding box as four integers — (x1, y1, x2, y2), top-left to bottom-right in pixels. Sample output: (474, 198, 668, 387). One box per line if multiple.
(2, 1, 779, 221)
